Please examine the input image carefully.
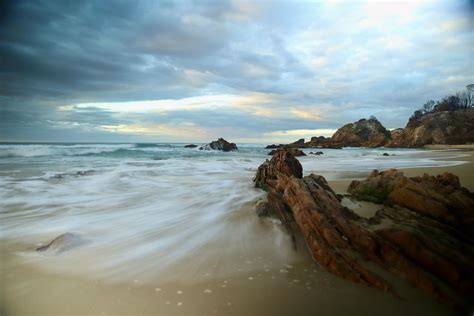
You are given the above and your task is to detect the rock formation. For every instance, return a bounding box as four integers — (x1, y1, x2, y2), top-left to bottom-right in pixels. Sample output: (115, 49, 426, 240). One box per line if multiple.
(331, 117, 391, 147)
(386, 108, 474, 147)
(254, 149, 474, 309)
(348, 169, 474, 235)
(200, 138, 238, 151)
(184, 144, 198, 148)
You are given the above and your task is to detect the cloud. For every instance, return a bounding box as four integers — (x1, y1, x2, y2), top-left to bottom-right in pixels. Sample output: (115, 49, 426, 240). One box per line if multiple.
(1, 0, 472, 142)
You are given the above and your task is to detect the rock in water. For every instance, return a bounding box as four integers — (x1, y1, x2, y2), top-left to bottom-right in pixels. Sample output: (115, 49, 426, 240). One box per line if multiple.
(265, 144, 281, 149)
(199, 138, 238, 151)
(253, 153, 474, 308)
(184, 144, 198, 148)
(36, 232, 87, 254)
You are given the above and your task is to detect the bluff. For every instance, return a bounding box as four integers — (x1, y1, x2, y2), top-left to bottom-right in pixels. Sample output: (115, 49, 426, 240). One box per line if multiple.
(387, 108, 474, 147)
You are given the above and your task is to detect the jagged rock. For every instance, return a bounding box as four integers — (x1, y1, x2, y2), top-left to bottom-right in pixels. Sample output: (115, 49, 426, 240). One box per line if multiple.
(36, 232, 87, 254)
(199, 138, 238, 151)
(331, 117, 391, 147)
(254, 149, 302, 190)
(184, 144, 198, 148)
(386, 108, 474, 147)
(268, 148, 306, 157)
(254, 154, 474, 308)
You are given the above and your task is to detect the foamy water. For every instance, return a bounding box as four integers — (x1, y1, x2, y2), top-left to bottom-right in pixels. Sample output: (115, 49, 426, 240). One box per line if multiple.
(0, 143, 467, 284)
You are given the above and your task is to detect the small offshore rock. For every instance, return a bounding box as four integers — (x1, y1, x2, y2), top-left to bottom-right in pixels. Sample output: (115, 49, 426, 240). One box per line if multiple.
(200, 138, 238, 151)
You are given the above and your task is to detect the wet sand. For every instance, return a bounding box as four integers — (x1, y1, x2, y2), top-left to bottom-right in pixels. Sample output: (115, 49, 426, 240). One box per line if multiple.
(0, 205, 456, 316)
(0, 237, 455, 316)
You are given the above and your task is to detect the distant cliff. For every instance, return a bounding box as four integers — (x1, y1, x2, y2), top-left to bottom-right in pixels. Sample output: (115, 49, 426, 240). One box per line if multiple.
(387, 108, 474, 147)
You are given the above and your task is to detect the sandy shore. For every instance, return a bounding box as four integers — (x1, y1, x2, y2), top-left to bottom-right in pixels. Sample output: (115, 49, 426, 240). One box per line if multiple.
(329, 146, 474, 194)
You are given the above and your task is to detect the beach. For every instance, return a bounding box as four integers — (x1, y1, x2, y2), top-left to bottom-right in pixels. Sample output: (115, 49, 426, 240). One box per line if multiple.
(0, 144, 471, 316)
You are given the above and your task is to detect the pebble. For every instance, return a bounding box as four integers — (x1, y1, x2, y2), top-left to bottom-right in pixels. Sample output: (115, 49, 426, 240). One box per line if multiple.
(204, 289, 212, 294)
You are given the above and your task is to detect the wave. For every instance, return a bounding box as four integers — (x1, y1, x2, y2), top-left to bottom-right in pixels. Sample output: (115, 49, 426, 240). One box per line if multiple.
(0, 144, 135, 158)
(0, 143, 236, 159)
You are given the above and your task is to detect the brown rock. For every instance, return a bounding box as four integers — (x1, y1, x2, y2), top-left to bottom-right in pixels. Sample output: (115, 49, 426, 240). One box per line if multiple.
(348, 169, 474, 234)
(330, 117, 391, 147)
(254, 148, 302, 190)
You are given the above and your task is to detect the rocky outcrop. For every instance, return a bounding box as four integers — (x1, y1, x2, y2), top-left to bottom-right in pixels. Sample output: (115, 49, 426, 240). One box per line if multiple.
(265, 136, 342, 150)
(304, 136, 344, 149)
(199, 138, 238, 151)
(184, 144, 198, 148)
(254, 150, 474, 308)
(386, 108, 474, 147)
(348, 169, 474, 235)
(268, 148, 306, 157)
(36, 232, 87, 254)
(331, 117, 391, 147)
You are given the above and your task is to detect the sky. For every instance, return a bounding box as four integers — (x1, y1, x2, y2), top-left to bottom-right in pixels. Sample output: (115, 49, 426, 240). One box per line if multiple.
(0, 0, 473, 143)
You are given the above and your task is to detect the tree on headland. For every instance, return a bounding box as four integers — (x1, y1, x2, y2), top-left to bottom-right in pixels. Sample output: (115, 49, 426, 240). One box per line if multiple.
(422, 100, 435, 114)
(415, 85, 473, 117)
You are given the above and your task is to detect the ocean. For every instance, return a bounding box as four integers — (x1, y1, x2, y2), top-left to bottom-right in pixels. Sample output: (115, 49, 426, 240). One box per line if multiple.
(0, 143, 463, 315)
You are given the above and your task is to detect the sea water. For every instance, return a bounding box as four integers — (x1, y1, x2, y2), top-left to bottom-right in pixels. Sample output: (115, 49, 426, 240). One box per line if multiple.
(0, 143, 463, 315)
